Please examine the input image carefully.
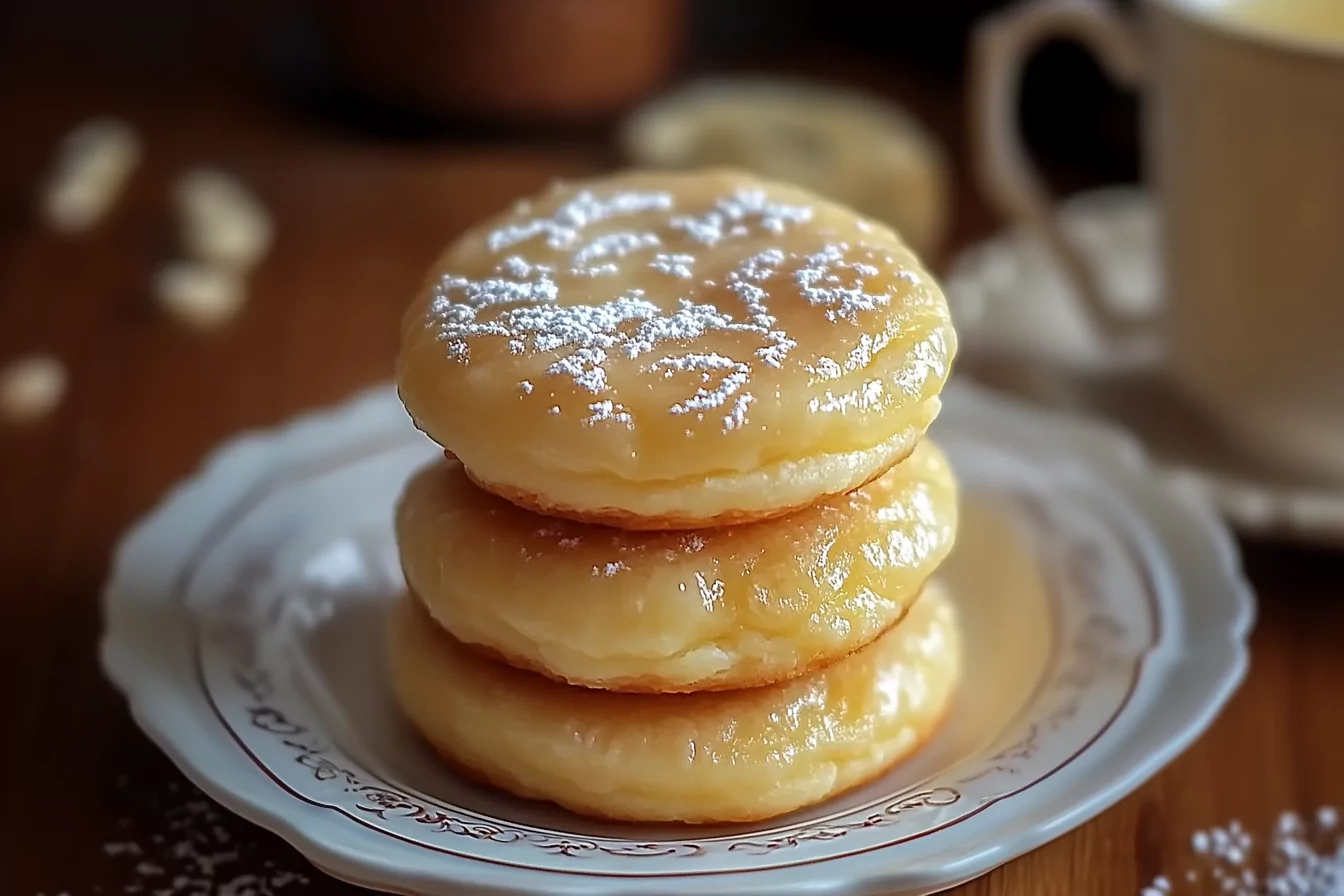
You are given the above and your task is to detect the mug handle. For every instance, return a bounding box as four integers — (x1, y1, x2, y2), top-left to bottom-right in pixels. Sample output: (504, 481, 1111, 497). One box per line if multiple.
(971, 0, 1147, 340)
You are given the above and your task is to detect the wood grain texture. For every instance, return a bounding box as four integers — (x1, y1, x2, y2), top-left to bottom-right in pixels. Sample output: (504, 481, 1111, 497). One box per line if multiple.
(1, 9, 1341, 896)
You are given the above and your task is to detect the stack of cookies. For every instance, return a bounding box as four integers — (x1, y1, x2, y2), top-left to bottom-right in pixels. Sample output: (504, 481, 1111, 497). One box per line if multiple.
(390, 170, 960, 824)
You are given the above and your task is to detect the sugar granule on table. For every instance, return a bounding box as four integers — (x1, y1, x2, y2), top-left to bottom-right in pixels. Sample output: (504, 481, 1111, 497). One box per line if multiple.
(1142, 806, 1344, 896)
(38, 774, 312, 896)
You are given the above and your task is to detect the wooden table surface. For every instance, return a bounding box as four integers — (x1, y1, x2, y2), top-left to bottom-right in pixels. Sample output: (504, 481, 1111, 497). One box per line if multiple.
(3, 13, 1344, 896)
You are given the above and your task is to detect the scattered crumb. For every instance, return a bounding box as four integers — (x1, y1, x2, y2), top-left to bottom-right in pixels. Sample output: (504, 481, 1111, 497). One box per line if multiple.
(41, 117, 141, 233)
(153, 262, 246, 330)
(173, 168, 273, 272)
(0, 354, 66, 424)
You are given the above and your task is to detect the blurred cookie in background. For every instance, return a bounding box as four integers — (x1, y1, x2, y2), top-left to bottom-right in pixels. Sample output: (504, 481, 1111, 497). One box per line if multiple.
(620, 77, 950, 259)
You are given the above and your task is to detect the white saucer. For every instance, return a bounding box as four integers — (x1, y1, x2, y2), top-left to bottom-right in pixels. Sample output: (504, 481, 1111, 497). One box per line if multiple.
(100, 382, 1251, 896)
(945, 187, 1344, 545)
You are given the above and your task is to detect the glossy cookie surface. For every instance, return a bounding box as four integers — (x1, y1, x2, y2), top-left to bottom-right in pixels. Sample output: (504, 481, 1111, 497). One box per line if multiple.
(387, 584, 961, 824)
(397, 169, 955, 528)
(396, 439, 958, 692)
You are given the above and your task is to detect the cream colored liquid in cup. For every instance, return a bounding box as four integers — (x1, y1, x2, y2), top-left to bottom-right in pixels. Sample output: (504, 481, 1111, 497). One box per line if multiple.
(1218, 0, 1344, 45)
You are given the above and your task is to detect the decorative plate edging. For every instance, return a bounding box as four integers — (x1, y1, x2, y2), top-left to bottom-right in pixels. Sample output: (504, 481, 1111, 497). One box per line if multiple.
(100, 381, 1255, 896)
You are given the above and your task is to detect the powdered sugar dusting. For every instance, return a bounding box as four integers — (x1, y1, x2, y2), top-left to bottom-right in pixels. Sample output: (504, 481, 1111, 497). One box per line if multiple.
(1143, 807, 1344, 895)
(487, 189, 672, 253)
(500, 255, 537, 278)
(722, 247, 797, 371)
(796, 244, 899, 323)
(807, 378, 886, 415)
(426, 181, 921, 433)
(653, 352, 751, 431)
(723, 392, 755, 430)
(650, 252, 695, 278)
(669, 188, 814, 246)
(572, 231, 661, 277)
(584, 399, 631, 426)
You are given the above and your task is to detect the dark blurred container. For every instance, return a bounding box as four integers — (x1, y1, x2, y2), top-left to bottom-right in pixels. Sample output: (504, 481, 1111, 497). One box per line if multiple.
(819, 1, 998, 72)
(323, 0, 688, 124)
(815, 0, 1140, 184)
(686, 0, 811, 62)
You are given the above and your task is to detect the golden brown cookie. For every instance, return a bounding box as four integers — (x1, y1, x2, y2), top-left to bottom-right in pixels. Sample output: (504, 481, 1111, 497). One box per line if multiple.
(387, 584, 961, 824)
(396, 439, 958, 692)
(397, 169, 955, 528)
(621, 78, 950, 258)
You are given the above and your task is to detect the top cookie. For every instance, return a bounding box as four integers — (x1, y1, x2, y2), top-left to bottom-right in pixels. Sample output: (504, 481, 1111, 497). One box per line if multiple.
(397, 169, 955, 529)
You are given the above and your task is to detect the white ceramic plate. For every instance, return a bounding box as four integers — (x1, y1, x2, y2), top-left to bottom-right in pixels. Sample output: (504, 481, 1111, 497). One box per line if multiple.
(945, 186, 1344, 545)
(100, 381, 1253, 896)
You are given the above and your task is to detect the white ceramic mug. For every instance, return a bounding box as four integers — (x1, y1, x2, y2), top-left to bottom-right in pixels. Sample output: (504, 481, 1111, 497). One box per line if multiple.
(972, 0, 1344, 481)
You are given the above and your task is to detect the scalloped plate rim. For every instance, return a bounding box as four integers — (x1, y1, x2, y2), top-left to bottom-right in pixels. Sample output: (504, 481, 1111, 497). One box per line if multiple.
(99, 379, 1254, 896)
